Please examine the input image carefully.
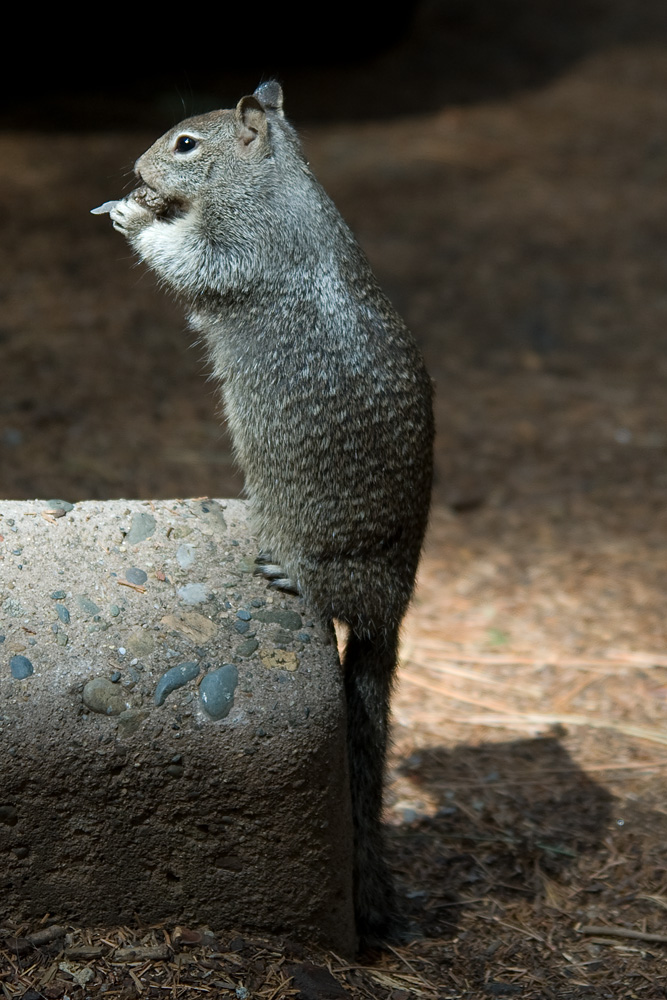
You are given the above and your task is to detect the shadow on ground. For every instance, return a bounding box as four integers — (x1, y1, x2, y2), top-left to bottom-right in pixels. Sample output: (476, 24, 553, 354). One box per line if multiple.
(388, 737, 614, 939)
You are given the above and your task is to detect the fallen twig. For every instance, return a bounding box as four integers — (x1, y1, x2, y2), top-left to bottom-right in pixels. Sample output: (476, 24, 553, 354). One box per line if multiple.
(402, 658, 542, 696)
(5, 925, 67, 955)
(112, 944, 169, 962)
(402, 643, 667, 672)
(118, 579, 147, 593)
(399, 669, 525, 713)
(434, 710, 667, 746)
(578, 925, 667, 944)
(385, 943, 432, 989)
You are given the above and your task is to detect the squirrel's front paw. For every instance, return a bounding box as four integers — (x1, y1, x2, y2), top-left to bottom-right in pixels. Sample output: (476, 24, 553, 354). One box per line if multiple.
(110, 196, 154, 238)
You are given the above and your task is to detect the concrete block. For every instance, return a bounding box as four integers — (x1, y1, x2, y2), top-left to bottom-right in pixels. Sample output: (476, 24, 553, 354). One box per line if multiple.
(0, 498, 354, 954)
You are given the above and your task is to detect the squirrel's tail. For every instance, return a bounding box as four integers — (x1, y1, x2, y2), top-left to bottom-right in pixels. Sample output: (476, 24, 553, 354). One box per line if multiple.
(343, 624, 402, 945)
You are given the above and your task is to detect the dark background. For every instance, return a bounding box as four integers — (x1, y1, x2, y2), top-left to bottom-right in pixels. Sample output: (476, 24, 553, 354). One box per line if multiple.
(5, 2, 667, 130)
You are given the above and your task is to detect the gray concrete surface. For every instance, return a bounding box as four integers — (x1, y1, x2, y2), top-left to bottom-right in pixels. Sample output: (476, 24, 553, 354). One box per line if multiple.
(0, 498, 354, 953)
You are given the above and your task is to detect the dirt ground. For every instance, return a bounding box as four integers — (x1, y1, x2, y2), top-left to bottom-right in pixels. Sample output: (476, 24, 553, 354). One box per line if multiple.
(3, 3, 667, 997)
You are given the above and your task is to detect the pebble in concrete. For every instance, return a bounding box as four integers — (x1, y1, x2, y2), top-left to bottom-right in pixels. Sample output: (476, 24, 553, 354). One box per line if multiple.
(177, 583, 208, 605)
(77, 596, 100, 615)
(260, 649, 299, 671)
(237, 638, 259, 657)
(199, 664, 238, 720)
(254, 609, 302, 630)
(154, 661, 200, 707)
(191, 498, 227, 528)
(125, 512, 156, 545)
(10, 655, 33, 679)
(176, 543, 196, 569)
(82, 677, 128, 715)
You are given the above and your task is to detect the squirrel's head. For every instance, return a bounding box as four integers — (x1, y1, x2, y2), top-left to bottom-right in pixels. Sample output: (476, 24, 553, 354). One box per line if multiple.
(133, 81, 294, 210)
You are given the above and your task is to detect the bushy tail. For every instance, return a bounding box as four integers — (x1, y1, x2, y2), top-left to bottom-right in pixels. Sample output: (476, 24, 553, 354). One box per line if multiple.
(343, 624, 401, 945)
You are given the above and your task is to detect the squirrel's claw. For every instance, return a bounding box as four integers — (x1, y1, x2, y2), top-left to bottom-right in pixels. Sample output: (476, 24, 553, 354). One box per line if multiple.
(254, 557, 299, 594)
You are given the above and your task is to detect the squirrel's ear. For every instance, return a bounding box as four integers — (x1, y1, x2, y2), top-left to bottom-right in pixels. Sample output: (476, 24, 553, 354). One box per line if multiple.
(253, 80, 284, 118)
(235, 95, 270, 150)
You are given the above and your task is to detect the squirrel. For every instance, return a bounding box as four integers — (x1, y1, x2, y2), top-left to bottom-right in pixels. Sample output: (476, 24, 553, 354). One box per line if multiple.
(94, 81, 434, 946)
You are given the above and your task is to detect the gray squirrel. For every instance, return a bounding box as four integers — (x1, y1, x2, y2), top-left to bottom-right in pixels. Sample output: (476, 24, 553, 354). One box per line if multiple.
(95, 81, 433, 946)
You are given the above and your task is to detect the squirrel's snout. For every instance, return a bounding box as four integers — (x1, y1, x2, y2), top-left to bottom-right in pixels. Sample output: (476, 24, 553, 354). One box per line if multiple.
(134, 152, 151, 183)
(134, 159, 159, 196)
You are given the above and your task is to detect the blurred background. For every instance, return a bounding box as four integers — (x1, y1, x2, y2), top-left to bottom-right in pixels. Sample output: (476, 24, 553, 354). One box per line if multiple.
(1, 0, 666, 515)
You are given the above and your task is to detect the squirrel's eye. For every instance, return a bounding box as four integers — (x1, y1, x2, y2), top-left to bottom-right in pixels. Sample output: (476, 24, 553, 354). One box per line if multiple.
(174, 135, 198, 153)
